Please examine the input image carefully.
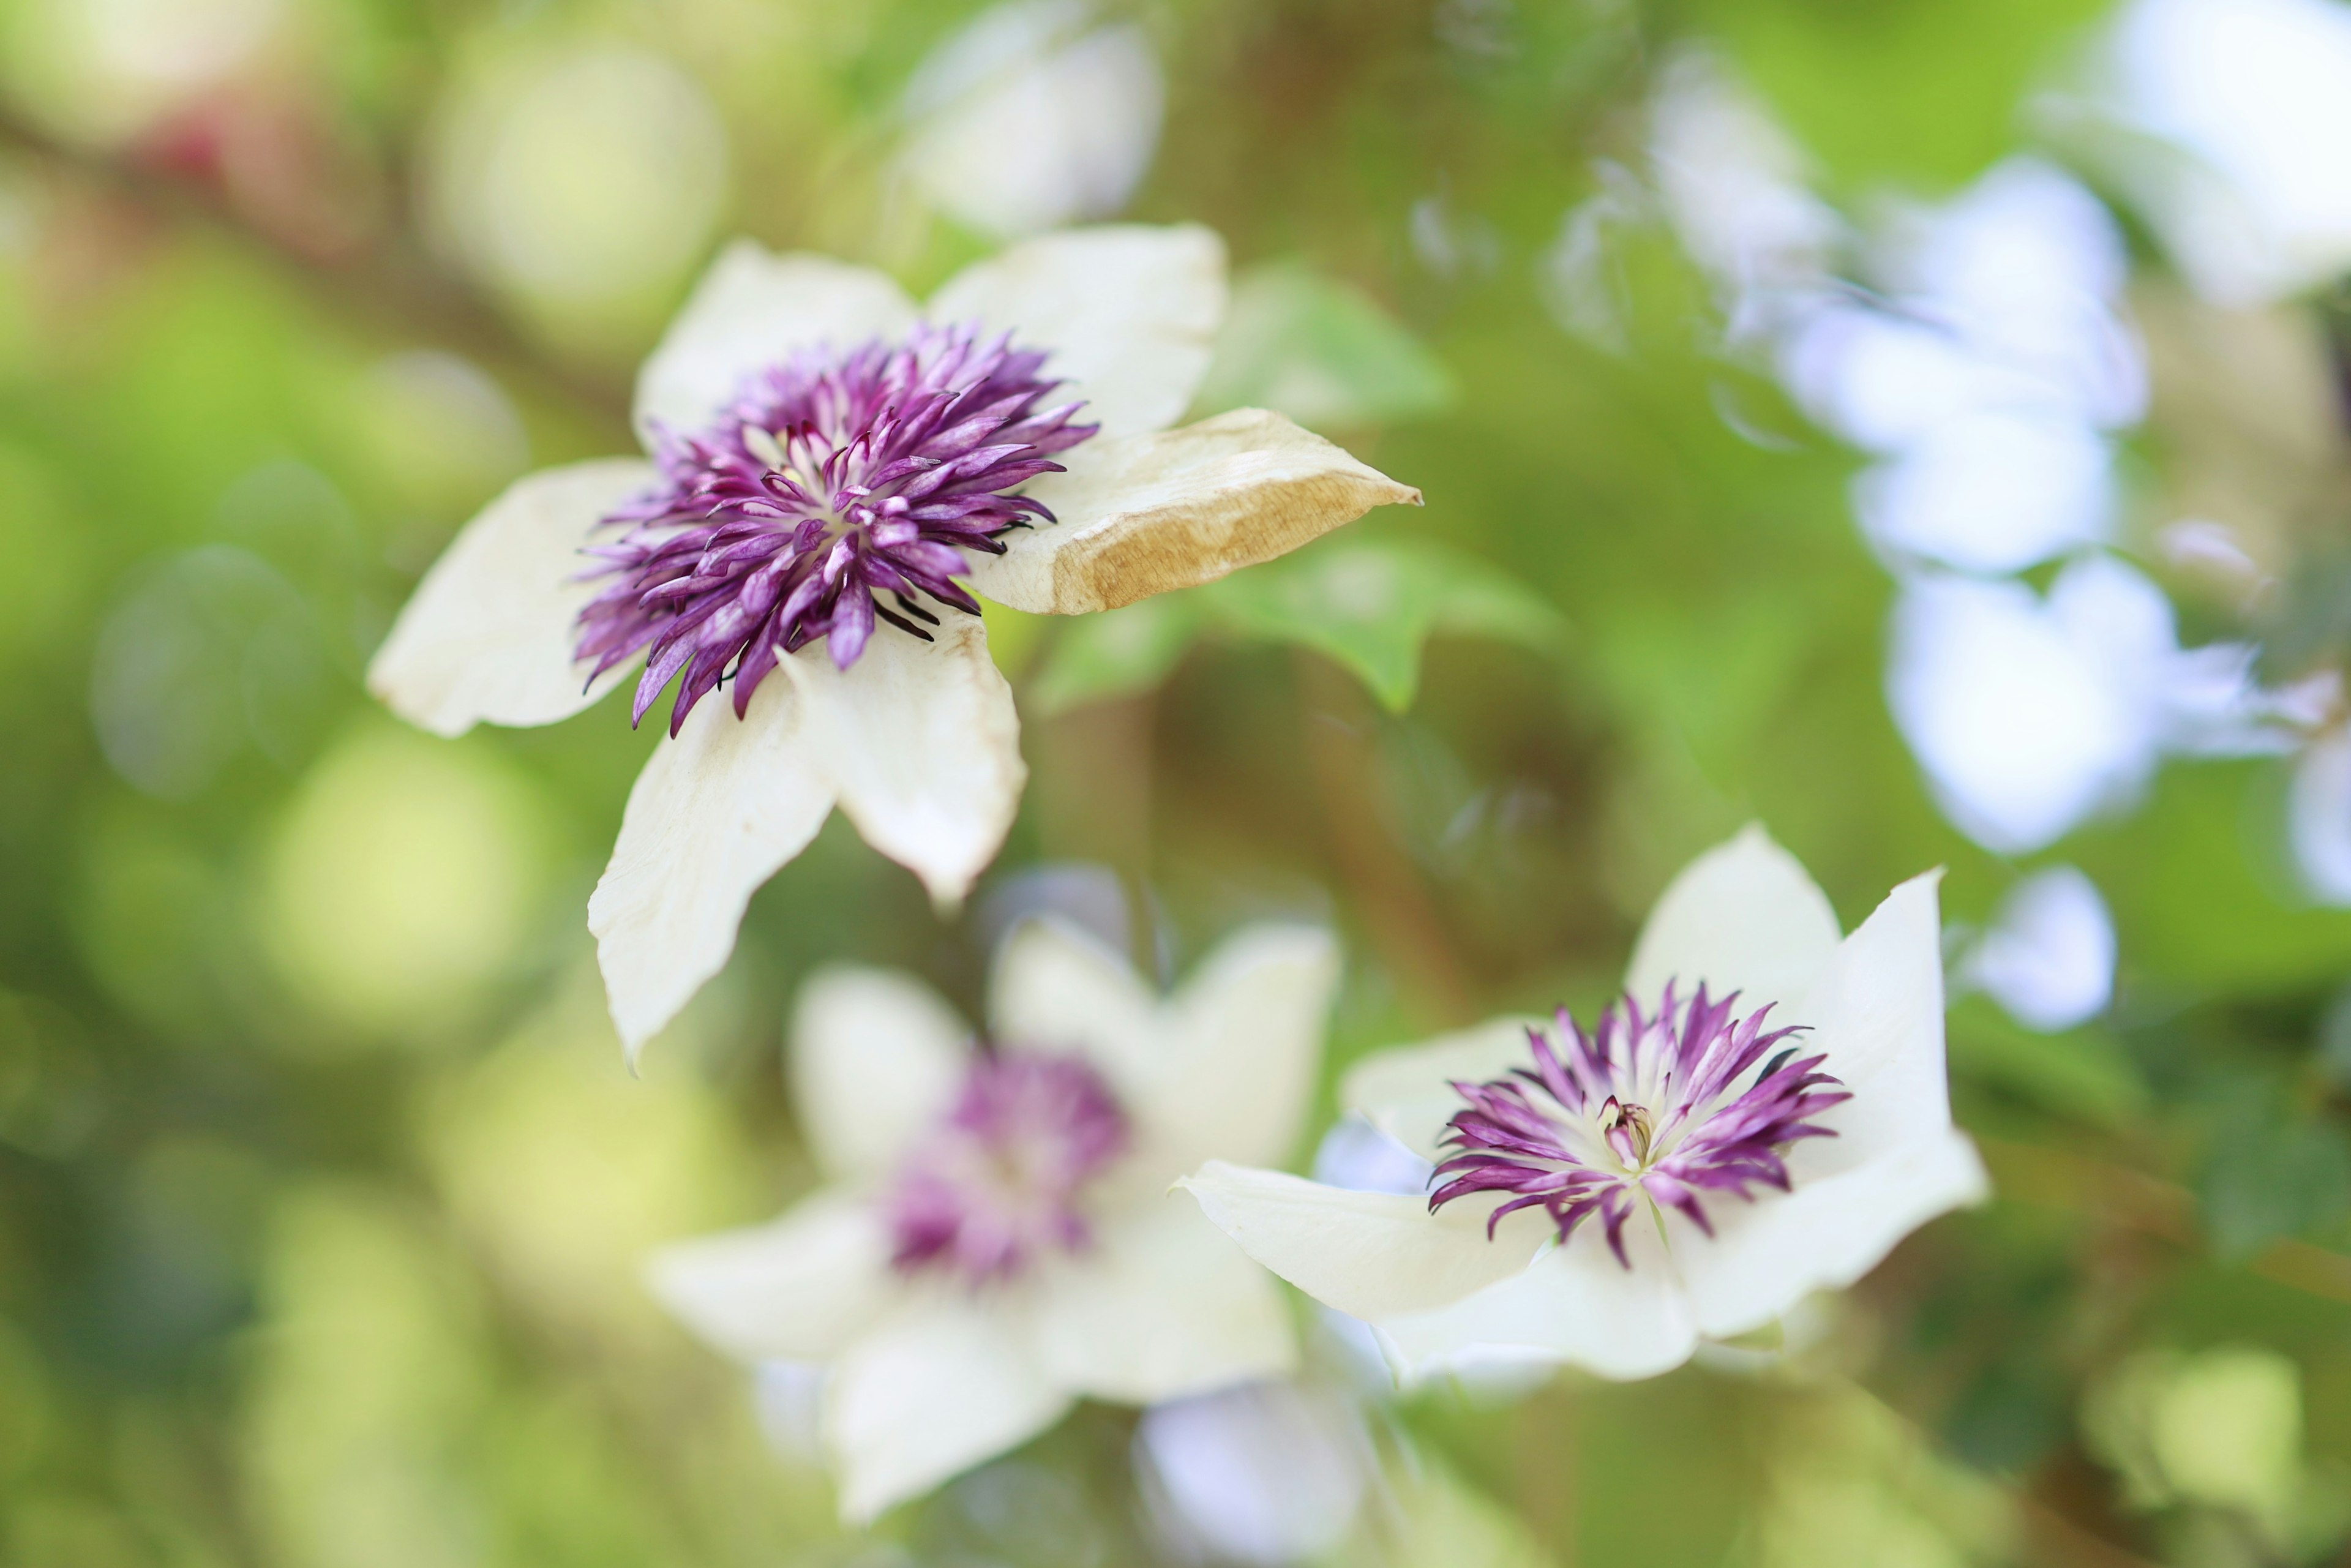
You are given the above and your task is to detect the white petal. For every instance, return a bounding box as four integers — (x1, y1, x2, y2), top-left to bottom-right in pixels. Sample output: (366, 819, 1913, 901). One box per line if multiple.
(1031, 1201, 1296, 1404)
(825, 1292, 1069, 1524)
(634, 241, 918, 441)
(992, 921, 1340, 1175)
(366, 459, 653, 737)
(988, 915, 1158, 1073)
(963, 409, 1423, 615)
(1341, 1016, 1544, 1163)
(1668, 1128, 1989, 1340)
(1793, 869, 1951, 1171)
(787, 617, 1024, 910)
(791, 967, 973, 1181)
(1176, 1162, 1546, 1321)
(588, 673, 834, 1058)
(926, 223, 1226, 438)
(1373, 1218, 1700, 1385)
(645, 1193, 896, 1362)
(1139, 925, 1341, 1173)
(1622, 823, 1843, 1011)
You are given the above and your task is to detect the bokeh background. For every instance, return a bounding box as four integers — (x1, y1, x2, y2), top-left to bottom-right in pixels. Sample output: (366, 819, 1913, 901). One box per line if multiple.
(11, 0, 2351, 1562)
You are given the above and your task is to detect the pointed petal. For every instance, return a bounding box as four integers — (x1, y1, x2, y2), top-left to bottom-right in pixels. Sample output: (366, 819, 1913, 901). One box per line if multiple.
(1668, 1129, 1989, 1340)
(991, 921, 1339, 1176)
(1341, 1016, 1545, 1163)
(1144, 925, 1341, 1174)
(926, 223, 1226, 439)
(366, 459, 653, 737)
(588, 673, 834, 1058)
(826, 1293, 1070, 1525)
(1788, 869, 1951, 1171)
(1031, 1201, 1297, 1404)
(988, 915, 1158, 1078)
(791, 967, 973, 1181)
(1176, 1161, 1547, 1321)
(1373, 1218, 1699, 1384)
(787, 618, 1024, 909)
(635, 241, 920, 442)
(1623, 824, 1843, 1011)
(962, 409, 1423, 615)
(645, 1193, 894, 1362)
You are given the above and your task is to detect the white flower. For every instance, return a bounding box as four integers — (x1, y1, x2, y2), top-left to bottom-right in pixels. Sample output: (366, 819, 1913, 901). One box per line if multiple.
(364, 225, 1418, 1056)
(647, 917, 1340, 1523)
(1179, 827, 1989, 1385)
(1886, 552, 2292, 855)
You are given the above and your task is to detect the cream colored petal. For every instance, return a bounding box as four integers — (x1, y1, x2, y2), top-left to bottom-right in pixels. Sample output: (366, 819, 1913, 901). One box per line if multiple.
(964, 409, 1423, 615)
(1373, 1218, 1699, 1386)
(988, 915, 1158, 1077)
(1788, 869, 1952, 1172)
(645, 1193, 896, 1363)
(1031, 1201, 1296, 1405)
(791, 967, 973, 1182)
(826, 1292, 1070, 1525)
(1623, 823, 1844, 1012)
(588, 674, 834, 1059)
(634, 241, 919, 441)
(926, 223, 1226, 439)
(1176, 1162, 1546, 1321)
(786, 618, 1024, 910)
(1141, 925, 1341, 1174)
(1341, 1016, 1545, 1164)
(366, 459, 653, 738)
(1668, 1129, 1989, 1340)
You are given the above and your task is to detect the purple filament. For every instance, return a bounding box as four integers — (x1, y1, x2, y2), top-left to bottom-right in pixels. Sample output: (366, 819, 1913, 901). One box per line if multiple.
(576, 322, 1095, 735)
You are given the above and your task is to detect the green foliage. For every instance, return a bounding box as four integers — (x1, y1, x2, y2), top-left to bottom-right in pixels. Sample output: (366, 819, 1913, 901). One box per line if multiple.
(1192, 260, 1460, 431)
(1032, 536, 1565, 714)
(2, 0, 2350, 1564)
(1689, 0, 2115, 193)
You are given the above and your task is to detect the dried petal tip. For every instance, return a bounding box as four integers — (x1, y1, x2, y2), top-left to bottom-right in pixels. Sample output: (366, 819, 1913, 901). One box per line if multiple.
(1430, 983, 1848, 1269)
(576, 323, 1097, 733)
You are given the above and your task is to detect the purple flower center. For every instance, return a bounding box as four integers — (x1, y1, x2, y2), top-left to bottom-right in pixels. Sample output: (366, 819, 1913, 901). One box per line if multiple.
(1429, 983, 1848, 1270)
(576, 323, 1097, 735)
(885, 1046, 1130, 1286)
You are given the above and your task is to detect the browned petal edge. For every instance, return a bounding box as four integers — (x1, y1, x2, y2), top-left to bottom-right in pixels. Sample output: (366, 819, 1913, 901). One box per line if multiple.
(1050, 467, 1423, 613)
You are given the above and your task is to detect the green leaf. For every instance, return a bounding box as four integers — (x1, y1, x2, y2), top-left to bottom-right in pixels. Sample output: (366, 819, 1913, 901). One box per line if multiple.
(1945, 997, 2148, 1130)
(2200, 1083, 2351, 1260)
(1201, 539, 1567, 711)
(1191, 261, 1458, 432)
(1027, 596, 1207, 715)
(1688, 0, 2111, 195)
(1026, 540, 1567, 715)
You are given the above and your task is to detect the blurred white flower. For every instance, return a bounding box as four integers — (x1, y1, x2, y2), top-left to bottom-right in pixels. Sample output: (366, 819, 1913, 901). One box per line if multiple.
(1311, 1114, 1434, 1196)
(1645, 49, 1843, 341)
(900, 0, 1164, 240)
(366, 226, 1417, 1056)
(1183, 828, 1987, 1384)
(649, 919, 1338, 1523)
(2078, 0, 2351, 305)
(2291, 726, 2351, 903)
(1779, 159, 2142, 575)
(1960, 865, 2117, 1032)
(1886, 552, 2290, 855)
(1133, 1380, 1371, 1566)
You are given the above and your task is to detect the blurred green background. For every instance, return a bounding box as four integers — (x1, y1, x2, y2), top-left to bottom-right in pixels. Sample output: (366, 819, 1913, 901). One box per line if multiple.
(10, 0, 2351, 1563)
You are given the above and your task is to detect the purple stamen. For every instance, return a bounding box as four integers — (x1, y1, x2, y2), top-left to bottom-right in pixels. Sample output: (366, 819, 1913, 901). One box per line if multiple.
(1428, 983, 1849, 1270)
(576, 322, 1097, 735)
(885, 1046, 1130, 1286)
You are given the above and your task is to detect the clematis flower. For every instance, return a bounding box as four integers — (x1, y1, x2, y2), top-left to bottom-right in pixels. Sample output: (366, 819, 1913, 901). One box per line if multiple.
(1180, 827, 1989, 1384)
(646, 917, 1340, 1522)
(364, 225, 1417, 1054)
